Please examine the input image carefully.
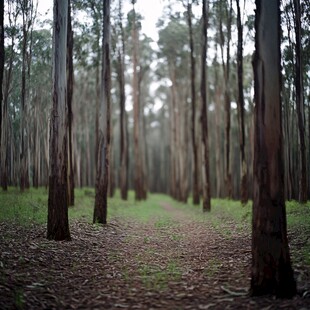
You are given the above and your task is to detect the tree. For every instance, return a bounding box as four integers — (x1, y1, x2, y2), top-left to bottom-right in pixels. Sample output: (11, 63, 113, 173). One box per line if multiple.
(187, 0, 200, 205)
(201, 0, 211, 212)
(93, 0, 111, 224)
(117, 0, 128, 200)
(47, 0, 71, 241)
(236, 0, 248, 204)
(47, 0, 71, 240)
(251, 0, 296, 297)
(67, 0, 74, 206)
(0, 0, 4, 188)
(19, 0, 36, 191)
(293, 0, 307, 203)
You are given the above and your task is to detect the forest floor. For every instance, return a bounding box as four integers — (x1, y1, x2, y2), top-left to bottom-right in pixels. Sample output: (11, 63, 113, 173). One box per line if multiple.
(0, 190, 310, 309)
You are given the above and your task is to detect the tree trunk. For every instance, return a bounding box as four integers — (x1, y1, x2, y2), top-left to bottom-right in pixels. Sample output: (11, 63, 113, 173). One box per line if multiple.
(187, 1, 200, 205)
(118, 0, 128, 200)
(219, 0, 232, 198)
(132, 4, 142, 201)
(0, 0, 3, 171)
(67, 0, 74, 206)
(293, 0, 307, 203)
(201, 0, 211, 212)
(236, 0, 248, 204)
(93, 0, 111, 224)
(47, 0, 71, 241)
(20, 3, 29, 191)
(251, 0, 296, 297)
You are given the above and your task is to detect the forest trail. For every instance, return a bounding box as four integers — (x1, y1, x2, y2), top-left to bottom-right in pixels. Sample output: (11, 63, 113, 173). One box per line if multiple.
(1, 200, 309, 309)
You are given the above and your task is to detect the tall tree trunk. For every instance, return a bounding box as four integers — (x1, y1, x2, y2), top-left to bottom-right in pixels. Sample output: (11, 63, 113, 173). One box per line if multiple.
(236, 0, 248, 204)
(187, 1, 200, 205)
(67, 0, 74, 206)
(20, 2, 29, 191)
(293, 0, 307, 203)
(251, 0, 296, 297)
(93, 0, 111, 224)
(118, 0, 128, 200)
(0, 0, 3, 171)
(219, 0, 233, 198)
(47, 0, 71, 241)
(201, 0, 211, 212)
(214, 55, 223, 198)
(132, 4, 142, 201)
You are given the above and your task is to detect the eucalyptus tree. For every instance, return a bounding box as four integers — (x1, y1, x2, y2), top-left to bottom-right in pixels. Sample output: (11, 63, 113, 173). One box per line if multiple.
(1, 0, 20, 189)
(18, 0, 37, 191)
(186, 0, 200, 205)
(93, 0, 111, 224)
(0, 0, 4, 189)
(116, 0, 128, 200)
(236, 0, 248, 204)
(293, 0, 307, 203)
(157, 16, 190, 202)
(251, 0, 296, 297)
(201, 0, 211, 211)
(67, 0, 74, 205)
(47, 0, 71, 241)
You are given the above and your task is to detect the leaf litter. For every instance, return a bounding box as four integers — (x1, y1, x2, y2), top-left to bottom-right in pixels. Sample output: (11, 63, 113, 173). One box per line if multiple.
(0, 202, 309, 309)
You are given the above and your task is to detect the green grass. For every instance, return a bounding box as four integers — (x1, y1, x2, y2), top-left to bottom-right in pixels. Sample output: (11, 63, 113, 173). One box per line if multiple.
(138, 259, 182, 290)
(0, 187, 309, 267)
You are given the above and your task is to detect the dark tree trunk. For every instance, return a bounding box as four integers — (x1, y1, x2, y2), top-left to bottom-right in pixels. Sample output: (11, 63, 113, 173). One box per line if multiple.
(201, 0, 211, 212)
(187, 1, 200, 205)
(236, 0, 248, 204)
(93, 0, 111, 224)
(67, 0, 74, 206)
(0, 0, 3, 164)
(132, 4, 143, 201)
(20, 3, 29, 192)
(47, 0, 71, 241)
(251, 0, 296, 297)
(118, 0, 128, 200)
(293, 0, 307, 203)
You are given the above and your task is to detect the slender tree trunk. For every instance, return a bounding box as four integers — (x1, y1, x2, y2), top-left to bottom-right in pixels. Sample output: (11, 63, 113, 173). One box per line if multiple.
(201, 0, 211, 211)
(251, 0, 296, 297)
(219, 0, 232, 198)
(187, 1, 200, 205)
(236, 0, 248, 204)
(47, 0, 71, 241)
(0, 0, 3, 171)
(118, 0, 128, 200)
(132, 4, 142, 201)
(93, 0, 111, 224)
(293, 0, 307, 203)
(20, 4, 29, 191)
(67, 0, 74, 206)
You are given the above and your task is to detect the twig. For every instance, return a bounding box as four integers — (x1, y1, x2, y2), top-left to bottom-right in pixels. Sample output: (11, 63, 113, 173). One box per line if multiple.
(220, 285, 248, 296)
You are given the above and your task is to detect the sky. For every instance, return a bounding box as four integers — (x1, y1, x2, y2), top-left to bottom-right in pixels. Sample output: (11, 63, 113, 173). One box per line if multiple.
(37, 0, 166, 42)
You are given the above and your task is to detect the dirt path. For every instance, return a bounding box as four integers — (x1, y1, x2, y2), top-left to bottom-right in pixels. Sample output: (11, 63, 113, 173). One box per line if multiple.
(0, 202, 309, 309)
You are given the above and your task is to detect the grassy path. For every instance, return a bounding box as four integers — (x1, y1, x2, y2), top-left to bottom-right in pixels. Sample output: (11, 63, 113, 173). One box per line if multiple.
(0, 189, 309, 309)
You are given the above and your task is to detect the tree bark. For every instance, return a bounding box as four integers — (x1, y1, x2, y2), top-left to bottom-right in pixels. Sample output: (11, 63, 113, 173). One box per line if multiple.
(0, 0, 3, 167)
(201, 0, 211, 212)
(187, 1, 200, 205)
(293, 0, 307, 203)
(47, 0, 71, 241)
(251, 0, 296, 297)
(219, 0, 232, 198)
(236, 0, 248, 204)
(118, 0, 128, 200)
(93, 0, 111, 224)
(67, 0, 74, 206)
(132, 4, 143, 201)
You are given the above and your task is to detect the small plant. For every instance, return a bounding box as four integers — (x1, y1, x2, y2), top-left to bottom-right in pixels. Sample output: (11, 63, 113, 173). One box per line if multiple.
(204, 258, 221, 277)
(14, 288, 25, 310)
